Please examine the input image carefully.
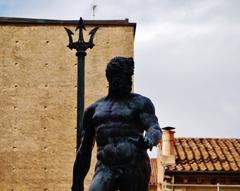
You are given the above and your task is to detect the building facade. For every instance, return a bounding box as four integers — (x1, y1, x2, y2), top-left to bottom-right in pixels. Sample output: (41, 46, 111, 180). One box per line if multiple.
(150, 127, 240, 191)
(0, 17, 136, 191)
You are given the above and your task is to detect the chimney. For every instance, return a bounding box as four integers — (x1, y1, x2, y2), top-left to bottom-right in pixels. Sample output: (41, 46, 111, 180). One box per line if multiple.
(162, 126, 175, 156)
(157, 127, 176, 191)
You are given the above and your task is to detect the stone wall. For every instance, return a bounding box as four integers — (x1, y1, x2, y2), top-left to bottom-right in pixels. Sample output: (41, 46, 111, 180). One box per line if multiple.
(0, 19, 135, 191)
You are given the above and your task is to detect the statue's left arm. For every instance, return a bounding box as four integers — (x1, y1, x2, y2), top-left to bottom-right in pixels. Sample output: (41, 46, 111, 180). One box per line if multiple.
(71, 105, 95, 191)
(139, 98, 162, 149)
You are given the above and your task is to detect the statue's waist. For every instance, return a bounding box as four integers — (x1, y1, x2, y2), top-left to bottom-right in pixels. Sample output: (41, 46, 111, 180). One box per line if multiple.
(95, 123, 142, 140)
(96, 141, 146, 166)
(95, 127, 143, 146)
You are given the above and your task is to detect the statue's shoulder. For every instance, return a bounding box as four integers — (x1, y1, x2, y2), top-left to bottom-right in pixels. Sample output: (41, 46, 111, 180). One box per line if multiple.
(86, 96, 106, 111)
(94, 96, 107, 105)
(131, 93, 151, 101)
(130, 93, 153, 107)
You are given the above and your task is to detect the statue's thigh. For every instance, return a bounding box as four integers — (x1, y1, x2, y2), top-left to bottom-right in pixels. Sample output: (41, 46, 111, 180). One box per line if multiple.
(89, 169, 116, 191)
(119, 174, 149, 191)
(119, 163, 151, 191)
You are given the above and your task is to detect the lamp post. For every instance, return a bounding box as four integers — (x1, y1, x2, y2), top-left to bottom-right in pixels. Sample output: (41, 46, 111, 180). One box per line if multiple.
(65, 18, 99, 150)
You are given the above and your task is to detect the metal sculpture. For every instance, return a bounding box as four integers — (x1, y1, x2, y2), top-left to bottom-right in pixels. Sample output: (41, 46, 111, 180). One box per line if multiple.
(65, 17, 99, 150)
(71, 57, 162, 191)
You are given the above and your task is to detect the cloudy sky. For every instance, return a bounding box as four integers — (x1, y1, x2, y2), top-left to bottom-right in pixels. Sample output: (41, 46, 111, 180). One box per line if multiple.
(1, 0, 240, 138)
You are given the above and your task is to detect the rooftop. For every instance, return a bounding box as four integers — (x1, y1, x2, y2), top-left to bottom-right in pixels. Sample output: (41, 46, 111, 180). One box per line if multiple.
(169, 138, 240, 173)
(0, 17, 136, 27)
(150, 138, 240, 186)
(0, 17, 136, 37)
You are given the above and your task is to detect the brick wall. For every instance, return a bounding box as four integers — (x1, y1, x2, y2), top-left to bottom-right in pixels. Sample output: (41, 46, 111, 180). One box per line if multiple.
(0, 21, 135, 191)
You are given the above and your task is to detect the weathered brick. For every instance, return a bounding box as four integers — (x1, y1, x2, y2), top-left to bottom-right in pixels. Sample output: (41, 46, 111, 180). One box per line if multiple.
(0, 21, 135, 191)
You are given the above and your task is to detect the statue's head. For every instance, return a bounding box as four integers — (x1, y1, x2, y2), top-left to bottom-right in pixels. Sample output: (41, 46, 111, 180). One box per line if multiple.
(106, 57, 134, 97)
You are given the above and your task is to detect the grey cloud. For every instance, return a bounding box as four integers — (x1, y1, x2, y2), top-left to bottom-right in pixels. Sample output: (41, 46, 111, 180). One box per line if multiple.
(0, 0, 240, 138)
(135, 15, 240, 137)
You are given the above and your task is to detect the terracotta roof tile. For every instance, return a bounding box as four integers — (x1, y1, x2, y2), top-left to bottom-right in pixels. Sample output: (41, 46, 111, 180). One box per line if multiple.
(227, 140, 240, 169)
(189, 139, 201, 160)
(168, 138, 240, 172)
(175, 139, 186, 161)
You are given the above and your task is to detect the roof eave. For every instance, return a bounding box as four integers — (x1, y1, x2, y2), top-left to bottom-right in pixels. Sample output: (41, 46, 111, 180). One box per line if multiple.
(166, 170, 240, 176)
(0, 17, 136, 36)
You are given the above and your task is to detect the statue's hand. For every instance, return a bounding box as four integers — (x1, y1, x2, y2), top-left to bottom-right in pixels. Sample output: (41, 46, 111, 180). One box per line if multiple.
(71, 182, 84, 191)
(128, 136, 153, 151)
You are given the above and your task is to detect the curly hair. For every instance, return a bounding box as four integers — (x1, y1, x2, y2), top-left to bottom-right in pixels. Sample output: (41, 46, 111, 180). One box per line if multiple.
(106, 57, 134, 81)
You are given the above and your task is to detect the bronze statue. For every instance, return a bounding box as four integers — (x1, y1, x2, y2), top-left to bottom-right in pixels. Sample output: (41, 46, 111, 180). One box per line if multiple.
(71, 57, 162, 191)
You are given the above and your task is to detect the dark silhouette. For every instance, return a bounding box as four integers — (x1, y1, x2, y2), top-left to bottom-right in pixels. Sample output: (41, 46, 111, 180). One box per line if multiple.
(65, 17, 99, 149)
(71, 57, 162, 191)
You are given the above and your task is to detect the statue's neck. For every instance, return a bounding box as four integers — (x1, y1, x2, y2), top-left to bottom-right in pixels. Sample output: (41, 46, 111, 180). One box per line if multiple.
(107, 87, 131, 99)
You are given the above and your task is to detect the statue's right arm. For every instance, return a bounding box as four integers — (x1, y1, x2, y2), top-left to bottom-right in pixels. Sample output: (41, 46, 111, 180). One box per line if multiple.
(71, 106, 95, 191)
